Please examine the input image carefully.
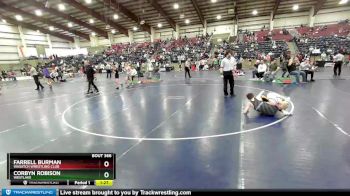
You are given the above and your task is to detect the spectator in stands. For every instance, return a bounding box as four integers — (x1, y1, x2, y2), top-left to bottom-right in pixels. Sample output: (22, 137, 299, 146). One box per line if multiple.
(287, 57, 307, 83)
(333, 51, 344, 77)
(20, 68, 27, 76)
(1, 70, 7, 81)
(7, 71, 16, 81)
(264, 59, 280, 82)
(321, 51, 327, 61)
(300, 58, 315, 82)
(199, 59, 205, 70)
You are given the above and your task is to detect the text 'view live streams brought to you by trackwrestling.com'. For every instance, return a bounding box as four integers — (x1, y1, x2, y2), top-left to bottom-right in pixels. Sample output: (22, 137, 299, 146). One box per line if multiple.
(0, 153, 195, 196)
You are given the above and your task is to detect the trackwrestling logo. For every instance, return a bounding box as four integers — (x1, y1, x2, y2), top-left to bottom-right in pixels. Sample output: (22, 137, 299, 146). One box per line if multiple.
(2, 188, 56, 196)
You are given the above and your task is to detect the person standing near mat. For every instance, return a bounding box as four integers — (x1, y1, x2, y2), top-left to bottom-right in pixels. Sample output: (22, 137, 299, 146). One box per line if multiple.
(85, 61, 99, 94)
(333, 51, 344, 78)
(29, 64, 44, 91)
(220, 50, 236, 96)
(114, 65, 120, 90)
(105, 62, 112, 79)
(185, 58, 191, 79)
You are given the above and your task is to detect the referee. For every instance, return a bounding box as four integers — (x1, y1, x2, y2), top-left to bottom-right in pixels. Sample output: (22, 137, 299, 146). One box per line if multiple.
(220, 50, 236, 96)
(29, 64, 44, 90)
(333, 51, 344, 77)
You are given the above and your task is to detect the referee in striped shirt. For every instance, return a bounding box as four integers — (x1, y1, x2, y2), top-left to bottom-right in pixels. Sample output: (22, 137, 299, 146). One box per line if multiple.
(220, 50, 236, 96)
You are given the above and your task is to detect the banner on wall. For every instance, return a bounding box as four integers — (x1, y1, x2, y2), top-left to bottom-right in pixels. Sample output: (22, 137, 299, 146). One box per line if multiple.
(36, 45, 46, 57)
(17, 45, 25, 58)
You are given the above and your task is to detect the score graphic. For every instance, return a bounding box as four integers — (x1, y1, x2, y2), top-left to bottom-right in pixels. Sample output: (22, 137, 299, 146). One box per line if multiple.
(7, 153, 116, 186)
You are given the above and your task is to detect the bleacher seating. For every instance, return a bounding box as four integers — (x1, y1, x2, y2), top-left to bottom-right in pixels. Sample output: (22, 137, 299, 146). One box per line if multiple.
(255, 29, 293, 42)
(225, 40, 289, 59)
(296, 36, 350, 55)
(104, 35, 213, 65)
(296, 23, 350, 38)
(295, 23, 350, 55)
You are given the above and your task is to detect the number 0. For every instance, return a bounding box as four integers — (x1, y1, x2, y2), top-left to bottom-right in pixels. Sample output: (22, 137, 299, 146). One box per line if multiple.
(104, 172, 109, 178)
(104, 161, 109, 167)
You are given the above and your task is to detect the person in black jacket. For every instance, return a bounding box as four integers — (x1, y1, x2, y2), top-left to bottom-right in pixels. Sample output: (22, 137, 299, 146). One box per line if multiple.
(86, 61, 99, 94)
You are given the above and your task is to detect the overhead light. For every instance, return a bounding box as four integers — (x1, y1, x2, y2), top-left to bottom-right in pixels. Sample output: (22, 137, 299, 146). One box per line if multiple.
(91, 32, 96, 36)
(15, 15, 23, 21)
(339, 0, 348, 4)
(2, 19, 6, 23)
(113, 14, 119, 20)
(185, 19, 190, 24)
(140, 20, 145, 25)
(89, 19, 94, 24)
(293, 4, 299, 10)
(173, 3, 179, 9)
(49, 26, 54, 31)
(35, 9, 43, 16)
(252, 10, 258, 15)
(85, 0, 92, 4)
(180, 14, 185, 19)
(111, 29, 116, 34)
(216, 15, 222, 20)
(211, 0, 217, 3)
(36, 30, 40, 33)
(133, 26, 138, 31)
(68, 22, 73, 27)
(106, 25, 110, 29)
(58, 4, 66, 11)
(157, 23, 162, 28)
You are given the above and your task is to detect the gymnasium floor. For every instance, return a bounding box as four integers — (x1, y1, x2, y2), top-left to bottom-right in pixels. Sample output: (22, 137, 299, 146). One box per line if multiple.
(0, 67, 350, 189)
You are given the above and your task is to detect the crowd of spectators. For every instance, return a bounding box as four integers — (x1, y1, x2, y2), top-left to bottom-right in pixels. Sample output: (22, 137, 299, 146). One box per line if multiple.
(296, 35, 350, 55)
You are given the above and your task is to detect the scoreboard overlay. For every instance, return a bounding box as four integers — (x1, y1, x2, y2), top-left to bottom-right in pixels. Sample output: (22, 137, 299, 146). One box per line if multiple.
(7, 153, 116, 186)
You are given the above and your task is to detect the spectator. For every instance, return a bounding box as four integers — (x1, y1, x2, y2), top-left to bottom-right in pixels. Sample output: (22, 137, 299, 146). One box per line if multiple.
(256, 60, 267, 79)
(1, 70, 8, 81)
(300, 59, 315, 82)
(105, 62, 112, 78)
(333, 51, 344, 77)
(252, 60, 259, 78)
(264, 59, 280, 82)
(287, 57, 307, 84)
